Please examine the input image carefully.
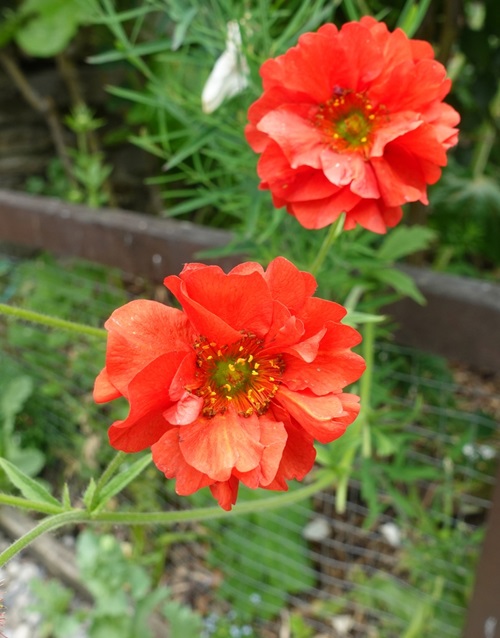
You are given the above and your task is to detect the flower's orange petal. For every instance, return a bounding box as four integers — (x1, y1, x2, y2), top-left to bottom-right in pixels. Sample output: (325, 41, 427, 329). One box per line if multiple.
(264, 256, 316, 313)
(283, 327, 327, 363)
(264, 410, 316, 489)
(283, 324, 366, 395)
(234, 417, 288, 488)
(290, 188, 361, 229)
(345, 199, 399, 234)
(262, 303, 305, 354)
(166, 267, 274, 340)
(152, 429, 214, 495)
(336, 21, 384, 91)
(283, 170, 340, 202)
(179, 410, 264, 482)
(210, 476, 239, 511)
(321, 151, 380, 199)
(265, 24, 340, 101)
(104, 300, 192, 396)
(276, 386, 348, 443)
(93, 367, 121, 403)
(168, 353, 198, 401)
(258, 105, 324, 169)
(423, 102, 460, 148)
(229, 261, 265, 276)
(370, 111, 423, 158)
(298, 297, 347, 335)
(163, 391, 203, 426)
(246, 86, 313, 152)
(107, 352, 184, 452)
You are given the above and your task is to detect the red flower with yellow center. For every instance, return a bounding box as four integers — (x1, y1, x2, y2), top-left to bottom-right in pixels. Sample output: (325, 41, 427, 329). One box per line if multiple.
(245, 17, 460, 233)
(94, 258, 365, 510)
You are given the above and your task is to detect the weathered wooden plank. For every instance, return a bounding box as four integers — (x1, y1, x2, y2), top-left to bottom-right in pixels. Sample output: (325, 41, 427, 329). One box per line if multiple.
(388, 265, 500, 372)
(0, 188, 239, 280)
(462, 461, 500, 638)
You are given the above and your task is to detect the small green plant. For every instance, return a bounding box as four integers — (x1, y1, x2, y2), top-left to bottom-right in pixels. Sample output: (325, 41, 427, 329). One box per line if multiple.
(30, 529, 204, 638)
(0, 374, 45, 479)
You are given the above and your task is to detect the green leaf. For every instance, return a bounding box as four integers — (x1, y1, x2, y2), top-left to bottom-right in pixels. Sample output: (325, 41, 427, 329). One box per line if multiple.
(377, 225, 436, 263)
(93, 454, 152, 510)
(16, 0, 85, 57)
(61, 482, 72, 509)
(86, 38, 173, 64)
(171, 7, 198, 51)
(10, 447, 45, 477)
(83, 477, 97, 509)
(373, 268, 426, 304)
(0, 376, 33, 421)
(0, 457, 61, 508)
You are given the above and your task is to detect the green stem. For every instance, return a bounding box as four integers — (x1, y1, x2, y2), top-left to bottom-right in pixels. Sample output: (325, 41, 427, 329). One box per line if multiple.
(91, 470, 336, 524)
(0, 493, 63, 515)
(94, 451, 127, 495)
(0, 470, 334, 567)
(310, 214, 345, 276)
(0, 510, 87, 568)
(360, 321, 375, 458)
(0, 303, 106, 339)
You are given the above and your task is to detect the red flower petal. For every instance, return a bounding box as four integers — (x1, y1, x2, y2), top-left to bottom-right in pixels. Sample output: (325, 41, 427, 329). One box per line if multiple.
(152, 429, 214, 495)
(236, 416, 288, 488)
(165, 266, 274, 341)
(104, 300, 192, 396)
(265, 408, 317, 489)
(108, 352, 184, 452)
(283, 324, 366, 395)
(94, 367, 121, 403)
(178, 410, 264, 482)
(210, 477, 239, 511)
(264, 256, 316, 314)
(276, 386, 349, 443)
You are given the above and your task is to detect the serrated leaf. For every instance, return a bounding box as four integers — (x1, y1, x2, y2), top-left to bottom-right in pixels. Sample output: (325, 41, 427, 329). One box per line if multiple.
(10, 447, 45, 477)
(83, 477, 97, 508)
(61, 482, 72, 509)
(373, 268, 426, 304)
(16, 0, 84, 57)
(0, 457, 61, 508)
(94, 454, 152, 509)
(0, 376, 33, 420)
(377, 225, 436, 263)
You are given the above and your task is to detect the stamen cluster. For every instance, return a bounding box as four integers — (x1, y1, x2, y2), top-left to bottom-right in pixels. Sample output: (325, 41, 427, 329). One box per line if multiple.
(192, 334, 284, 417)
(314, 89, 383, 156)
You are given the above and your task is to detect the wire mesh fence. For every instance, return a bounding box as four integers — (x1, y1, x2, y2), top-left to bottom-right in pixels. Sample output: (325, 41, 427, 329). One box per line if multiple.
(0, 252, 498, 637)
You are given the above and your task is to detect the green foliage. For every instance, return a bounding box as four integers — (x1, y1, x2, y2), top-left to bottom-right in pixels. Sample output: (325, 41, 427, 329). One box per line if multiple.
(14, 0, 89, 57)
(30, 530, 204, 638)
(0, 374, 45, 478)
(0, 457, 61, 508)
(0, 255, 127, 476)
(196, 486, 315, 620)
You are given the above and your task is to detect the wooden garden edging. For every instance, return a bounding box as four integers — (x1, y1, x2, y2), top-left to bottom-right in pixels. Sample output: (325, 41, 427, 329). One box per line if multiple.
(0, 188, 499, 637)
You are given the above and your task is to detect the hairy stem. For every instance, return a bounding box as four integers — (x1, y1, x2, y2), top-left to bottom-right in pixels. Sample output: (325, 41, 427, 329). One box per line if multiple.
(310, 214, 345, 276)
(0, 304, 107, 339)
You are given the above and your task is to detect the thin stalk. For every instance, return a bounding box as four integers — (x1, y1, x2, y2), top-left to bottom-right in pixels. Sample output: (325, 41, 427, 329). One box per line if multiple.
(0, 471, 335, 566)
(91, 470, 336, 524)
(310, 214, 345, 276)
(0, 493, 63, 515)
(360, 321, 375, 458)
(94, 451, 128, 493)
(0, 510, 87, 568)
(0, 304, 106, 339)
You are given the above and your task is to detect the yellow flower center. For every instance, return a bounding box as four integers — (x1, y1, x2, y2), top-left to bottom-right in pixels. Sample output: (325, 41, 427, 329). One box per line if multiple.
(314, 88, 385, 156)
(190, 334, 284, 418)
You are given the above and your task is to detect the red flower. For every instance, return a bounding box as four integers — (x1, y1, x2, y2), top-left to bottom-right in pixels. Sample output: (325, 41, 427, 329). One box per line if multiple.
(245, 17, 460, 233)
(94, 258, 365, 509)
